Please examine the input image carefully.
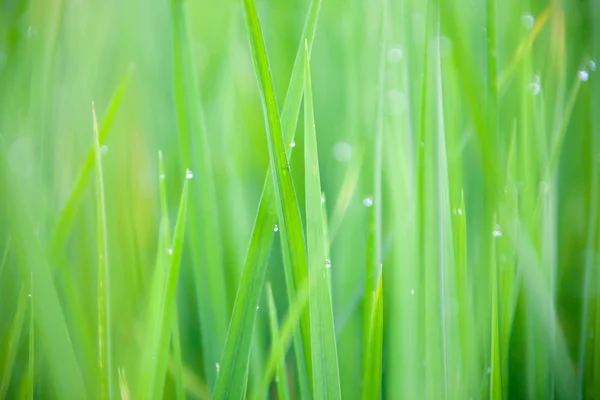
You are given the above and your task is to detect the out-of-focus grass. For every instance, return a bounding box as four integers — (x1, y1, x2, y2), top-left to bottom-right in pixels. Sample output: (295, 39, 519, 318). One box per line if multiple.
(0, 0, 599, 399)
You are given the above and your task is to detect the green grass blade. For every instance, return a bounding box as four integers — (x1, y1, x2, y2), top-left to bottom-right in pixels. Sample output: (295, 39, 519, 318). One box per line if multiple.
(304, 42, 342, 399)
(47, 67, 134, 263)
(150, 172, 189, 399)
(361, 275, 383, 400)
(157, 150, 185, 400)
(92, 102, 113, 400)
(0, 285, 27, 399)
(266, 283, 291, 400)
(170, 2, 228, 386)
(242, 0, 313, 393)
(214, 1, 321, 398)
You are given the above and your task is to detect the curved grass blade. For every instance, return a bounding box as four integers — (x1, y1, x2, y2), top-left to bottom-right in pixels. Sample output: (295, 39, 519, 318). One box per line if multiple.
(92, 102, 113, 400)
(266, 283, 290, 400)
(214, 0, 322, 396)
(304, 42, 342, 399)
(47, 66, 134, 264)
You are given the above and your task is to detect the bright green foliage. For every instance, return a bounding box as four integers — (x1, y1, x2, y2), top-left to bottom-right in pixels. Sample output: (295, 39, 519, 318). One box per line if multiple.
(1, 0, 599, 399)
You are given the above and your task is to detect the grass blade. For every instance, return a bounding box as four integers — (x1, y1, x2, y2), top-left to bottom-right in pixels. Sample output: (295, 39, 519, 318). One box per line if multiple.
(214, 0, 321, 398)
(304, 42, 342, 398)
(92, 102, 113, 400)
(150, 171, 189, 399)
(266, 283, 291, 400)
(170, 2, 228, 386)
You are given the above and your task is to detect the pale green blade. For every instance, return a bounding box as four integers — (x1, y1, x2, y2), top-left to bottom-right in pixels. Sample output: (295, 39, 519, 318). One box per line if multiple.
(304, 42, 342, 399)
(92, 102, 113, 400)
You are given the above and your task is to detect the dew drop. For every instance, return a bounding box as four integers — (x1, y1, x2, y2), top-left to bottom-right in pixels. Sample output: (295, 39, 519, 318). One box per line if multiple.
(290, 140, 296, 148)
(100, 145, 109, 155)
(387, 46, 403, 63)
(325, 259, 332, 268)
(411, 289, 415, 295)
(579, 69, 590, 82)
(453, 208, 463, 216)
(589, 60, 597, 72)
(168, 248, 173, 255)
(528, 75, 541, 96)
(493, 224, 502, 237)
(321, 192, 326, 204)
(186, 169, 194, 179)
(363, 196, 374, 207)
(28, 293, 32, 298)
(256, 305, 260, 310)
(274, 224, 279, 232)
(159, 173, 165, 180)
(521, 13, 535, 30)
(486, 366, 492, 374)
(216, 363, 220, 374)
(332, 141, 352, 162)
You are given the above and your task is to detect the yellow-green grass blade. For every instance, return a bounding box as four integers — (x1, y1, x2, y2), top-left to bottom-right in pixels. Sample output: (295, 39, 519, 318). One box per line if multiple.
(92, 102, 113, 400)
(304, 42, 342, 399)
(361, 275, 383, 400)
(47, 66, 134, 265)
(170, 1, 228, 387)
(151, 173, 189, 399)
(0, 285, 27, 399)
(214, 0, 321, 398)
(242, 0, 313, 395)
(266, 283, 291, 400)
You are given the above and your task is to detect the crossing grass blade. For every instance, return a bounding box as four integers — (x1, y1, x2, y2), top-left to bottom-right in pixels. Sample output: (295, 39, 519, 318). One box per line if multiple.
(92, 102, 113, 400)
(213, 1, 321, 398)
(47, 66, 134, 264)
(304, 42, 342, 399)
(242, 0, 315, 395)
(266, 283, 291, 400)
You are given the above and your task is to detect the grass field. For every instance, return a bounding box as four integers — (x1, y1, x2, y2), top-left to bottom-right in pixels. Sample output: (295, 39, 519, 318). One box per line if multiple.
(1, 0, 599, 398)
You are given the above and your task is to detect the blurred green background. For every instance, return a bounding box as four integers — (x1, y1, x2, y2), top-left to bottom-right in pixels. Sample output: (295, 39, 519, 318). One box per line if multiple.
(1, 0, 599, 398)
